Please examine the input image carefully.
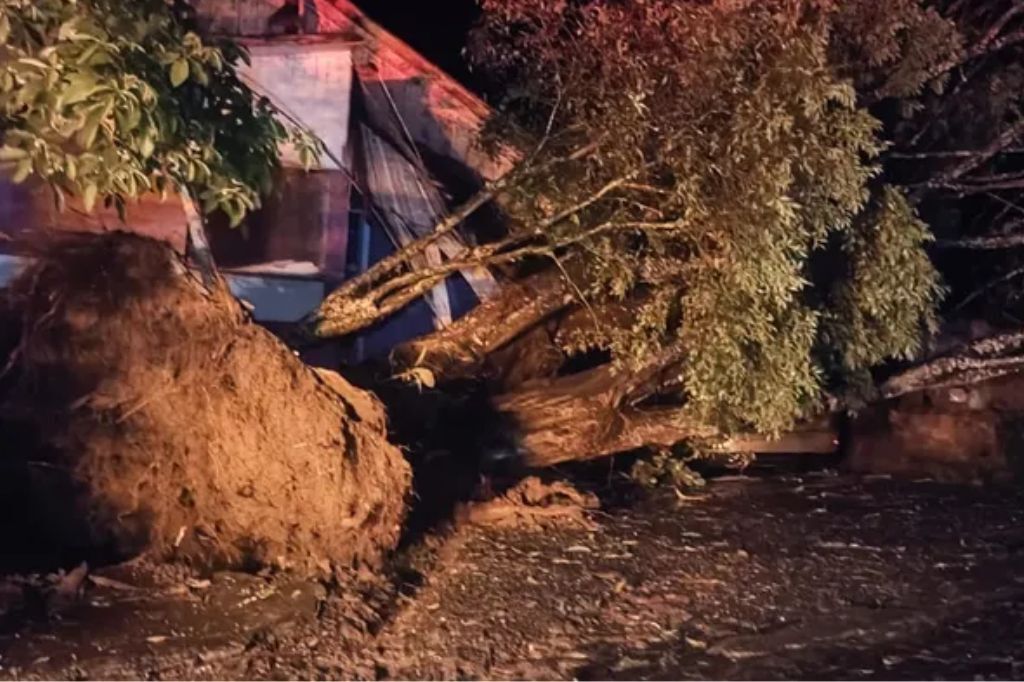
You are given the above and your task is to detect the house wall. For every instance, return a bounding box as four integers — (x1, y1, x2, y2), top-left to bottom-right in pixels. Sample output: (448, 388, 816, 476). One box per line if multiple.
(208, 169, 350, 277)
(0, 179, 189, 253)
(191, 0, 518, 181)
(238, 41, 354, 170)
(0, 3, 516, 363)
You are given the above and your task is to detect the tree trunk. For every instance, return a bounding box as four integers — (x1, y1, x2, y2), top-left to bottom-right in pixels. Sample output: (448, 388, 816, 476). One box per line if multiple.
(490, 347, 714, 467)
(392, 269, 574, 382)
(880, 330, 1024, 398)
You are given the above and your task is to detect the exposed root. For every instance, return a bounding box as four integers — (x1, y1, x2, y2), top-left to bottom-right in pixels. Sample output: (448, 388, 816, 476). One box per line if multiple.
(0, 234, 410, 575)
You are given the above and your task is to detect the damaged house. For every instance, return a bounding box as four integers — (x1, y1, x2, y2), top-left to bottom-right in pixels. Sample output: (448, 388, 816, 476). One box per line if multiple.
(0, 0, 516, 363)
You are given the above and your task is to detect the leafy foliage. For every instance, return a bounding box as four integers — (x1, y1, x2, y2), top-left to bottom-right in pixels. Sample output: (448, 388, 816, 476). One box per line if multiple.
(825, 187, 943, 374)
(469, 0, 949, 435)
(0, 0, 320, 225)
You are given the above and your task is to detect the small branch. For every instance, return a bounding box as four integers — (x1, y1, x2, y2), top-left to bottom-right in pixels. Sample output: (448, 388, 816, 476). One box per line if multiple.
(950, 264, 1024, 313)
(928, 178, 1024, 195)
(881, 329, 1024, 398)
(934, 221, 1024, 249)
(538, 170, 643, 228)
(549, 251, 601, 334)
(890, 149, 1001, 160)
(910, 119, 1024, 202)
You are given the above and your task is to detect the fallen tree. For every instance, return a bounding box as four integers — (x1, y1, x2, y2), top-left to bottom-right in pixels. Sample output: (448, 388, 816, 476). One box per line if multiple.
(312, 0, 1024, 467)
(309, 1, 1024, 474)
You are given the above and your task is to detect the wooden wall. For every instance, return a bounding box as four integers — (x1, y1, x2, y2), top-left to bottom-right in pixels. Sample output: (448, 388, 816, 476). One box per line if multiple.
(0, 180, 188, 253)
(0, 168, 349, 277)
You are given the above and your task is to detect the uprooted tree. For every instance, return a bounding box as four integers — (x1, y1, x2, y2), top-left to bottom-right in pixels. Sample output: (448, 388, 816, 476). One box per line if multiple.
(0, 0, 409, 572)
(3, 0, 1024, 569)
(309, 0, 1024, 471)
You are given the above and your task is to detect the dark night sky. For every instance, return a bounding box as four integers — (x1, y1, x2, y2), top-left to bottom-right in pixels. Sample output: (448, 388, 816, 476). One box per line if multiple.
(356, 0, 481, 85)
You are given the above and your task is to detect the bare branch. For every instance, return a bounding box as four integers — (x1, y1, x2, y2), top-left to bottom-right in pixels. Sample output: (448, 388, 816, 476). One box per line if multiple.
(890, 149, 1004, 160)
(950, 265, 1024, 313)
(881, 329, 1024, 398)
(869, 3, 1024, 104)
(935, 222, 1024, 249)
(928, 178, 1024, 195)
(909, 119, 1024, 201)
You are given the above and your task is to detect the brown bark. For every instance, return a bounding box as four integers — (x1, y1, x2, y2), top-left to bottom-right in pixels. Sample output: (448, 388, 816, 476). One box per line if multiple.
(935, 220, 1024, 249)
(391, 269, 575, 381)
(493, 361, 847, 466)
(491, 346, 712, 467)
(880, 330, 1024, 399)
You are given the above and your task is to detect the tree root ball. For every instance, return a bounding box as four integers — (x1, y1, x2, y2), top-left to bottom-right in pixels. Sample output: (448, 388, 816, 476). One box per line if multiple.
(0, 235, 410, 574)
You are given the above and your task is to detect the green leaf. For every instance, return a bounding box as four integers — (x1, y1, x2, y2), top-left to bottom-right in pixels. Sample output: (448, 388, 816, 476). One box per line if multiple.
(225, 200, 243, 228)
(62, 73, 102, 106)
(0, 145, 28, 162)
(76, 105, 106, 148)
(57, 17, 83, 41)
(169, 59, 189, 87)
(191, 62, 209, 86)
(82, 183, 98, 212)
(16, 57, 50, 70)
(11, 158, 33, 183)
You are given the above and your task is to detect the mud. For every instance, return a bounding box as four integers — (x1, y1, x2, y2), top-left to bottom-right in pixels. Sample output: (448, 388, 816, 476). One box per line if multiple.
(1, 472, 1022, 680)
(0, 235, 409, 574)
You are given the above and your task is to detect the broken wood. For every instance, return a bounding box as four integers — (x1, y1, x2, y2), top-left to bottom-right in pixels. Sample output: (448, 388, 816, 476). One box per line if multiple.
(391, 269, 574, 381)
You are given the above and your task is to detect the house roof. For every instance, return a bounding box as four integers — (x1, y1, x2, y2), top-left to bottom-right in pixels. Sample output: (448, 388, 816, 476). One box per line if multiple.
(195, 0, 518, 179)
(318, 1, 492, 122)
(314, 0, 517, 181)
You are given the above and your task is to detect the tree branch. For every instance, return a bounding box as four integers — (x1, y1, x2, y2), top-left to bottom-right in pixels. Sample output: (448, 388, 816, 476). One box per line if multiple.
(934, 221, 1024, 249)
(949, 265, 1024, 314)
(880, 329, 1024, 398)
(315, 214, 692, 338)
(869, 3, 1024, 104)
(928, 179, 1024, 195)
(909, 119, 1024, 202)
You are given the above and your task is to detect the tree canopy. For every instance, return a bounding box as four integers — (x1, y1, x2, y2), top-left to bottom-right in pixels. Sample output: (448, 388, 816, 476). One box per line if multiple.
(0, 0, 318, 226)
(472, 0, 947, 434)
(327, 1, 952, 434)
(318, 0, 1024, 463)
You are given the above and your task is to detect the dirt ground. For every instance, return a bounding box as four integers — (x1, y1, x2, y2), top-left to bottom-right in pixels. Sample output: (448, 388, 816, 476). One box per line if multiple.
(1, 470, 1023, 680)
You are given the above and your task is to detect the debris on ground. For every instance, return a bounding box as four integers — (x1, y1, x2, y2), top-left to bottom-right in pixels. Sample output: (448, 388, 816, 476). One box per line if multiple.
(2, 473, 1023, 680)
(458, 476, 600, 529)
